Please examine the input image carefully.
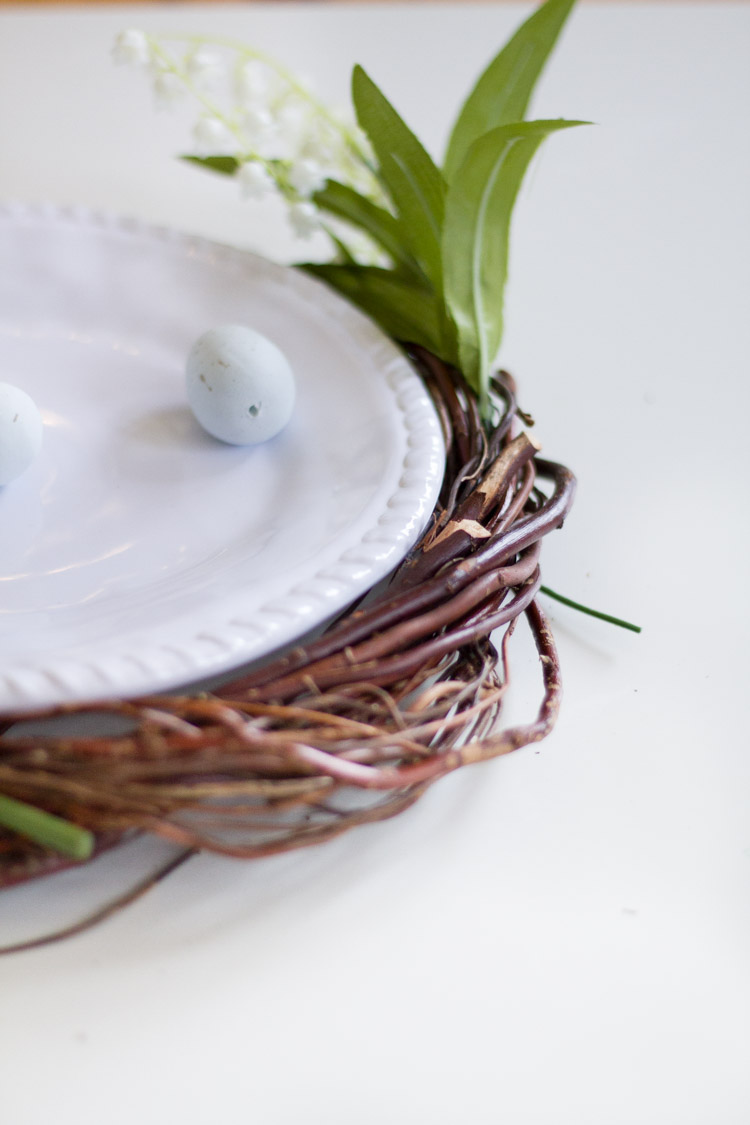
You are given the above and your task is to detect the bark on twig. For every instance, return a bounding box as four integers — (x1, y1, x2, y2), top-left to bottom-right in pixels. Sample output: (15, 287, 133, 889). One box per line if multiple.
(0, 354, 576, 935)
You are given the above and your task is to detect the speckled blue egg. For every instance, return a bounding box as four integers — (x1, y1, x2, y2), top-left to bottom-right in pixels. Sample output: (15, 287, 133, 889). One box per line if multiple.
(185, 325, 296, 445)
(0, 382, 43, 486)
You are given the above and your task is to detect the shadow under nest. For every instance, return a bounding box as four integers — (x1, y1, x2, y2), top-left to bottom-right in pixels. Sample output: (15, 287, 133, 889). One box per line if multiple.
(0, 347, 575, 945)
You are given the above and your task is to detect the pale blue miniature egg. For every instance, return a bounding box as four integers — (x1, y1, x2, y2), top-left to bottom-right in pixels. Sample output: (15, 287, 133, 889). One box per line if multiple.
(0, 382, 43, 486)
(185, 325, 296, 445)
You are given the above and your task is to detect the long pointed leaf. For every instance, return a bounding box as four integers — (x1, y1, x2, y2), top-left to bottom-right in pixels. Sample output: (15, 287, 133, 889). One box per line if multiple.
(301, 263, 443, 354)
(325, 229, 359, 265)
(443, 0, 576, 181)
(351, 65, 446, 294)
(181, 154, 240, 176)
(443, 119, 584, 402)
(313, 179, 420, 273)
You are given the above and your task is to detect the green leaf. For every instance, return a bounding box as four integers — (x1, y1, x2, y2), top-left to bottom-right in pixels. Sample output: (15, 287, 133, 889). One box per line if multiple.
(0, 793, 94, 860)
(325, 228, 359, 266)
(443, 119, 584, 403)
(351, 65, 446, 294)
(301, 263, 443, 354)
(540, 586, 642, 633)
(180, 154, 240, 176)
(443, 0, 576, 182)
(313, 179, 420, 274)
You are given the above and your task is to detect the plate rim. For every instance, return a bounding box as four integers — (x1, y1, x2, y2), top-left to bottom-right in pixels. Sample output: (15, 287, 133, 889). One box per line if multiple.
(0, 203, 445, 712)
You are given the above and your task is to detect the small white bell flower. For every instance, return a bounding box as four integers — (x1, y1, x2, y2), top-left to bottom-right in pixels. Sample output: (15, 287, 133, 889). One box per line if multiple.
(242, 107, 289, 159)
(235, 59, 271, 104)
(112, 29, 150, 68)
(298, 129, 337, 166)
(275, 100, 307, 140)
(288, 159, 326, 198)
(153, 71, 185, 107)
(192, 116, 236, 155)
(186, 47, 224, 90)
(288, 201, 320, 239)
(238, 161, 274, 199)
(242, 106, 274, 145)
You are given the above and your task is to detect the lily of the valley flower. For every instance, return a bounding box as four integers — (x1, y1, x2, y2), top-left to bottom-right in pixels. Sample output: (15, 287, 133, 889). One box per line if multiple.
(186, 47, 224, 90)
(153, 70, 185, 106)
(114, 29, 383, 258)
(238, 161, 274, 199)
(241, 106, 275, 147)
(112, 29, 151, 68)
(288, 201, 320, 239)
(235, 59, 273, 104)
(288, 158, 326, 198)
(193, 116, 236, 155)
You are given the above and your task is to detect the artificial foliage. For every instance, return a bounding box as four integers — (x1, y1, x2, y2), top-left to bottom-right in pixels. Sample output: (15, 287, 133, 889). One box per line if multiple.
(0, 1, 639, 952)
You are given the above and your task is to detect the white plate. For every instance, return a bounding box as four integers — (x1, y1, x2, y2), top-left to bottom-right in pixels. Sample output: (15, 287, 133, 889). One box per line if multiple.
(0, 205, 443, 711)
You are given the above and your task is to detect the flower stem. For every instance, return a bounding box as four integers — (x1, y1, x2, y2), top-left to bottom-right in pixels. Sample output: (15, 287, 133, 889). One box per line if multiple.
(0, 794, 95, 860)
(540, 586, 642, 633)
(153, 32, 376, 174)
(147, 38, 249, 151)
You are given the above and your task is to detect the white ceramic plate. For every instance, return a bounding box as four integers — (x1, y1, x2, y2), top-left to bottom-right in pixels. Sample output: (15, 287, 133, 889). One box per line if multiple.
(0, 205, 443, 711)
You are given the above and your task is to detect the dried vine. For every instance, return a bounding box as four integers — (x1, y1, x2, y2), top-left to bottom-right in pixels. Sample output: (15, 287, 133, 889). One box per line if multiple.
(0, 352, 575, 938)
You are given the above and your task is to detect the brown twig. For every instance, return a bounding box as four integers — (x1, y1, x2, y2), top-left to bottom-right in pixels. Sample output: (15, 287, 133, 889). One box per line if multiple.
(0, 353, 575, 948)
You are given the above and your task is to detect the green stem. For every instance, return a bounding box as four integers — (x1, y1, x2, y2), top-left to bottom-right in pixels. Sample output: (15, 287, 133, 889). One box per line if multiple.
(152, 32, 378, 178)
(0, 794, 95, 860)
(147, 39, 253, 157)
(540, 586, 642, 634)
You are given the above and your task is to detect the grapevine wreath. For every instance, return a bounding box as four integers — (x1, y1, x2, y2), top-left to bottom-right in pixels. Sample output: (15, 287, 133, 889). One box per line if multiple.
(0, 0, 637, 951)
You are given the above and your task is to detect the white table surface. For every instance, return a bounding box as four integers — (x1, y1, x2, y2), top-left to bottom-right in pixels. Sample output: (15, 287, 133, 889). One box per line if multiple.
(1, 4, 749, 1123)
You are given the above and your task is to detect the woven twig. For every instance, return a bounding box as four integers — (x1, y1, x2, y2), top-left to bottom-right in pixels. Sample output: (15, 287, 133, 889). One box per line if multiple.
(0, 351, 575, 899)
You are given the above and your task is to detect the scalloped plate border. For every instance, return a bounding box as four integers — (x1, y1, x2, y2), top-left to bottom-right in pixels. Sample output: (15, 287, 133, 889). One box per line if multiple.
(0, 204, 444, 711)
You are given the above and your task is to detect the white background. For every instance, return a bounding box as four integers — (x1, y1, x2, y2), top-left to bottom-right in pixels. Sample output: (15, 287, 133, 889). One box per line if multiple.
(1, 4, 749, 1123)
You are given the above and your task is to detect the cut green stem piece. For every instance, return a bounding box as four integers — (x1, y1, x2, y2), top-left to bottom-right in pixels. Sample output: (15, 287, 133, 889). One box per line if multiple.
(0, 794, 95, 861)
(540, 586, 642, 633)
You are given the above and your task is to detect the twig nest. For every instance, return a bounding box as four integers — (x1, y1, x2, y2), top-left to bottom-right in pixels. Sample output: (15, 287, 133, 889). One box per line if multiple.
(185, 325, 296, 445)
(0, 383, 43, 486)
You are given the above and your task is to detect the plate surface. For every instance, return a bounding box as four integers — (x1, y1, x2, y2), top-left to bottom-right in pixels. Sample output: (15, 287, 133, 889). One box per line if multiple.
(0, 206, 443, 711)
